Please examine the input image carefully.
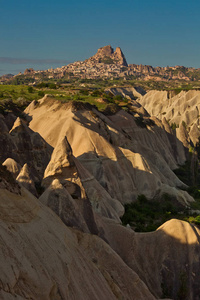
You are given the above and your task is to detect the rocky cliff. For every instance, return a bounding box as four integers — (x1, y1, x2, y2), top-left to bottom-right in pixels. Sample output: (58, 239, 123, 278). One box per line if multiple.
(86, 45, 128, 67)
(138, 90, 200, 148)
(1, 95, 200, 299)
(25, 96, 192, 205)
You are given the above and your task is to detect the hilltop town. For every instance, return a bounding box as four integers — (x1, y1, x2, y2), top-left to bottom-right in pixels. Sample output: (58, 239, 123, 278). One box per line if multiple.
(1, 45, 200, 85)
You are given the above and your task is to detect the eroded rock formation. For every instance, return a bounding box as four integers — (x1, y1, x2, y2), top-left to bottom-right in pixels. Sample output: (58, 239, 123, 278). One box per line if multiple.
(25, 97, 192, 206)
(86, 45, 128, 67)
(1, 95, 200, 299)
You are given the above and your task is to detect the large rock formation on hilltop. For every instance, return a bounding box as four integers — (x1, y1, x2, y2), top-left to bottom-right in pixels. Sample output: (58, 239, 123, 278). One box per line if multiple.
(24, 68, 35, 75)
(86, 45, 128, 67)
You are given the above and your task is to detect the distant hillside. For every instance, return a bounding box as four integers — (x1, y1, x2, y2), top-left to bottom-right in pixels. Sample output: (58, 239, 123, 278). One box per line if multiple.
(1, 45, 200, 84)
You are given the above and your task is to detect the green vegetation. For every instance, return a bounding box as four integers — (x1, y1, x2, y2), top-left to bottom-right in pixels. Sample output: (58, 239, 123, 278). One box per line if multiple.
(170, 122, 179, 130)
(121, 193, 200, 232)
(8, 75, 35, 85)
(121, 156, 200, 232)
(0, 85, 40, 102)
(184, 215, 200, 225)
(0, 98, 28, 117)
(37, 82, 57, 89)
(173, 160, 200, 227)
(38, 91, 45, 97)
(0, 82, 136, 115)
(182, 120, 187, 129)
(27, 86, 34, 93)
(173, 158, 200, 188)
(3, 67, 200, 91)
(100, 56, 115, 64)
(121, 194, 179, 232)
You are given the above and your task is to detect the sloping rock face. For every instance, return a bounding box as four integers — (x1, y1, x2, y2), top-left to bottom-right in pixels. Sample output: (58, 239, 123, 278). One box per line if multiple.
(105, 86, 146, 99)
(86, 45, 128, 66)
(39, 178, 91, 233)
(99, 218, 200, 300)
(0, 115, 53, 183)
(2, 158, 21, 179)
(16, 163, 38, 196)
(0, 168, 157, 300)
(0, 114, 18, 163)
(1, 163, 200, 300)
(41, 136, 100, 233)
(25, 98, 192, 206)
(138, 90, 200, 147)
(41, 135, 123, 229)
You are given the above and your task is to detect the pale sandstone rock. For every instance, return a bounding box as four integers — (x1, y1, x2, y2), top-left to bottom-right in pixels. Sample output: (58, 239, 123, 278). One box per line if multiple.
(26, 98, 191, 205)
(74, 157, 124, 220)
(105, 86, 146, 99)
(39, 178, 90, 233)
(0, 178, 156, 300)
(138, 90, 200, 147)
(99, 217, 200, 300)
(176, 122, 191, 149)
(2, 158, 21, 179)
(189, 123, 200, 145)
(0, 115, 18, 163)
(0, 92, 200, 300)
(16, 163, 38, 197)
(9, 117, 53, 181)
(43, 136, 123, 222)
(88, 45, 128, 67)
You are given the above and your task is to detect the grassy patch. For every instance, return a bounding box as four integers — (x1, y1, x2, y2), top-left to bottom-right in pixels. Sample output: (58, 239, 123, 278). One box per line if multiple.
(0, 84, 130, 115)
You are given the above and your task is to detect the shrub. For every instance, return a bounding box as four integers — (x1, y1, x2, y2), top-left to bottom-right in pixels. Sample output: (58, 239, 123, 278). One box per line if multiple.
(37, 82, 47, 88)
(113, 94, 123, 101)
(91, 90, 103, 97)
(38, 91, 45, 97)
(49, 83, 57, 89)
(182, 120, 187, 129)
(79, 89, 89, 95)
(28, 86, 33, 93)
(171, 122, 179, 130)
(100, 56, 114, 64)
(194, 215, 200, 225)
(103, 103, 120, 115)
(73, 93, 82, 101)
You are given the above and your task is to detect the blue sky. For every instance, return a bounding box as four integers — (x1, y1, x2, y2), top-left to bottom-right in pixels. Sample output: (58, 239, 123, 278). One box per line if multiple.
(0, 0, 200, 75)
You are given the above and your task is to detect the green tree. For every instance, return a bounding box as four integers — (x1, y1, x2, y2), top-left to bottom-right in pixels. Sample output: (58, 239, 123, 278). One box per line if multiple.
(28, 86, 33, 93)
(38, 91, 45, 97)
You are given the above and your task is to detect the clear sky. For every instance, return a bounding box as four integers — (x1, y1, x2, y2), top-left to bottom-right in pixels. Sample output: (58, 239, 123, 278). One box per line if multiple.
(0, 0, 200, 75)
